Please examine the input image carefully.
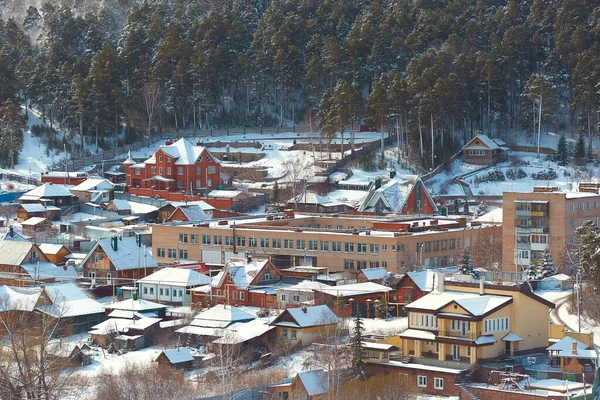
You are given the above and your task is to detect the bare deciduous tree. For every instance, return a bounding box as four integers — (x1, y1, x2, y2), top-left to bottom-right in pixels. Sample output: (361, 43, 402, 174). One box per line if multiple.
(284, 157, 313, 209)
(140, 81, 163, 138)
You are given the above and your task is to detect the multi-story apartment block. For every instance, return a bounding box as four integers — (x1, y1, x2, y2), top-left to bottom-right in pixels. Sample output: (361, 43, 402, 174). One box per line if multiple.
(152, 214, 500, 272)
(502, 188, 600, 271)
(124, 138, 221, 199)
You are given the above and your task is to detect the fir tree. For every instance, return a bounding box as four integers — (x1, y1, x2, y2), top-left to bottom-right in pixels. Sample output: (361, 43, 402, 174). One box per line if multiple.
(458, 247, 477, 277)
(474, 201, 488, 218)
(587, 142, 593, 161)
(463, 198, 469, 215)
(0, 99, 26, 168)
(555, 134, 569, 166)
(376, 296, 388, 319)
(539, 250, 556, 278)
(351, 312, 365, 378)
(575, 135, 586, 165)
(271, 181, 280, 205)
(526, 263, 539, 281)
(453, 199, 460, 214)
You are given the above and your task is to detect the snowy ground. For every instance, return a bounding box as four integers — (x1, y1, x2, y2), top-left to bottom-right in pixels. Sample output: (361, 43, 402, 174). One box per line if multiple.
(348, 316, 408, 336)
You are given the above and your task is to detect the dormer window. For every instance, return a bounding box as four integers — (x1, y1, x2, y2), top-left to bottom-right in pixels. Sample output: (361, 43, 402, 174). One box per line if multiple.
(227, 274, 233, 282)
(206, 156, 212, 162)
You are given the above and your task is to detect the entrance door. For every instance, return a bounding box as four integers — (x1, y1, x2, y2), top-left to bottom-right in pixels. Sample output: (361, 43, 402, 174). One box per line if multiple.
(505, 341, 511, 355)
(106, 273, 111, 285)
(461, 321, 468, 337)
(452, 345, 461, 361)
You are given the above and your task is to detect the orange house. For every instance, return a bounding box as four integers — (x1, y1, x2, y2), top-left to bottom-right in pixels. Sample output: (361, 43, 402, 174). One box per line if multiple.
(124, 138, 221, 199)
(38, 244, 72, 265)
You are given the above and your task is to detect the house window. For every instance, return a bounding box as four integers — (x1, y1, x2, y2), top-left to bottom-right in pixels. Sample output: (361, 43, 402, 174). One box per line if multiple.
(179, 249, 188, 259)
(434, 378, 444, 390)
(165, 289, 169, 296)
(357, 260, 367, 269)
(284, 239, 293, 250)
(296, 240, 305, 250)
(167, 157, 171, 162)
(292, 295, 300, 302)
(332, 242, 341, 252)
(208, 166, 216, 174)
(291, 329, 297, 340)
(149, 287, 154, 295)
(382, 244, 387, 251)
(160, 288, 164, 296)
(135, 168, 140, 175)
(207, 178, 212, 187)
(236, 236, 245, 247)
(260, 238, 269, 248)
(159, 156, 163, 162)
(357, 243, 367, 254)
(249, 237, 257, 248)
(281, 294, 286, 301)
(272, 239, 281, 249)
(179, 234, 188, 243)
(282, 328, 288, 339)
(177, 180, 183, 188)
(320, 241, 329, 251)
(177, 167, 183, 175)
(159, 167, 163, 175)
(214, 236, 222, 245)
(344, 242, 354, 253)
(202, 235, 211, 245)
(233, 291, 238, 300)
(308, 240, 318, 251)
(167, 167, 172, 175)
(369, 261, 379, 268)
(143, 287, 148, 295)
(344, 259, 354, 270)
(190, 234, 198, 244)
(417, 376, 427, 388)
(225, 236, 234, 246)
(240, 292, 245, 300)
(157, 248, 165, 258)
(168, 249, 177, 258)
(196, 180, 201, 188)
(369, 244, 379, 254)
(196, 167, 201, 174)
(151, 166, 156, 174)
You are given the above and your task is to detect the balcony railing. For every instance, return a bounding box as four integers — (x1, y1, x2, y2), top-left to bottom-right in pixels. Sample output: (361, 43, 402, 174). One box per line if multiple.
(437, 330, 478, 340)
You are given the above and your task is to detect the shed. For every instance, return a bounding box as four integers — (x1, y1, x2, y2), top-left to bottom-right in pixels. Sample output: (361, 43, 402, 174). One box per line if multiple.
(155, 348, 195, 370)
(539, 274, 573, 291)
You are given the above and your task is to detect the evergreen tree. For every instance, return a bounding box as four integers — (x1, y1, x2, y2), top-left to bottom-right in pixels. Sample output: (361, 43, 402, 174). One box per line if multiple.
(376, 296, 388, 319)
(575, 135, 586, 165)
(458, 247, 477, 277)
(463, 198, 469, 215)
(555, 134, 569, 166)
(526, 263, 539, 281)
(475, 202, 489, 218)
(453, 199, 460, 214)
(576, 221, 600, 286)
(0, 99, 26, 168)
(540, 250, 556, 278)
(271, 181, 280, 205)
(350, 312, 365, 378)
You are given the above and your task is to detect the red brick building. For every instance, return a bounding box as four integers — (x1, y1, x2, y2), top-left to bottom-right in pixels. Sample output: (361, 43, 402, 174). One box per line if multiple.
(394, 270, 435, 305)
(124, 138, 221, 200)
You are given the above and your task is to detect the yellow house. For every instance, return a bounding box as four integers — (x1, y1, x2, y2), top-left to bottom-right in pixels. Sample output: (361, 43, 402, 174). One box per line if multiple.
(270, 305, 339, 347)
(362, 342, 400, 363)
(400, 274, 554, 365)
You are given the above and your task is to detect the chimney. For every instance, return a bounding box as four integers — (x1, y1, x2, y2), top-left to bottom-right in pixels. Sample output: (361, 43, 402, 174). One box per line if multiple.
(572, 341, 578, 355)
(302, 306, 307, 313)
(247, 255, 253, 264)
(479, 276, 485, 295)
(63, 264, 67, 271)
(436, 272, 445, 293)
(9, 226, 14, 237)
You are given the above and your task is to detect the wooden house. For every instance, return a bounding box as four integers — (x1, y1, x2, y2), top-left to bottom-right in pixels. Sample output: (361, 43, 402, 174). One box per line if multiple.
(38, 244, 72, 265)
(80, 236, 158, 287)
(19, 183, 77, 207)
(16, 204, 60, 222)
(313, 282, 394, 318)
(270, 305, 339, 347)
(356, 267, 388, 284)
(155, 348, 195, 370)
(462, 134, 509, 165)
(269, 369, 329, 399)
(70, 178, 114, 204)
(21, 217, 54, 236)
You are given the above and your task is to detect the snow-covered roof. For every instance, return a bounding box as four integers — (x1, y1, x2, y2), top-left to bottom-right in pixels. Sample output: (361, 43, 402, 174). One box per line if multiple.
(21, 217, 51, 226)
(71, 178, 114, 192)
(0, 241, 35, 265)
(82, 237, 158, 271)
(90, 316, 162, 334)
(18, 203, 48, 213)
(104, 298, 168, 312)
(170, 205, 209, 221)
(405, 291, 512, 317)
(400, 328, 436, 341)
(212, 319, 275, 344)
(543, 273, 572, 282)
(502, 332, 524, 342)
(406, 270, 436, 292)
(475, 335, 497, 345)
(108, 199, 131, 211)
(0, 285, 41, 312)
(272, 305, 339, 328)
(214, 258, 271, 289)
(463, 135, 503, 150)
(547, 336, 590, 354)
(194, 304, 254, 323)
(20, 183, 74, 200)
(139, 267, 211, 287)
(362, 342, 397, 351)
(39, 243, 68, 256)
(359, 267, 388, 281)
(313, 282, 392, 297)
(154, 138, 218, 166)
(158, 348, 195, 364)
(1, 227, 28, 242)
(207, 190, 244, 199)
(20, 262, 77, 281)
(290, 192, 341, 206)
(297, 370, 328, 396)
(168, 200, 215, 210)
(123, 150, 134, 165)
(474, 207, 503, 224)
(284, 280, 331, 292)
(358, 180, 411, 213)
(37, 282, 103, 317)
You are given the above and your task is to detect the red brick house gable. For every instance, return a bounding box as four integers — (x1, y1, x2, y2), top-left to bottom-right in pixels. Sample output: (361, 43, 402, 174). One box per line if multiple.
(125, 138, 221, 199)
(395, 270, 435, 305)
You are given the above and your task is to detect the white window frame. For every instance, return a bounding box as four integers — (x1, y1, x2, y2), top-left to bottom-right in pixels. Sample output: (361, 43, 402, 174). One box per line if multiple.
(417, 376, 427, 388)
(434, 378, 444, 390)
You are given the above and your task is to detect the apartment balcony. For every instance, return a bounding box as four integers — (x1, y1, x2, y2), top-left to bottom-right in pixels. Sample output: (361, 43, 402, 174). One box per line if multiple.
(516, 242, 531, 250)
(515, 226, 532, 234)
(515, 210, 532, 217)
(530, 227, 549, 234)
(437, 330, 478, 341)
